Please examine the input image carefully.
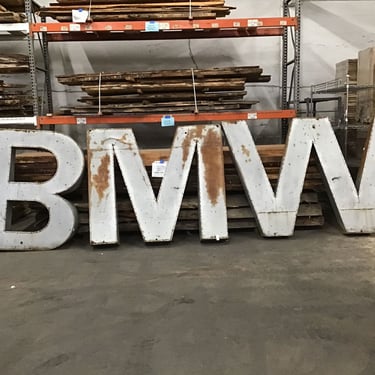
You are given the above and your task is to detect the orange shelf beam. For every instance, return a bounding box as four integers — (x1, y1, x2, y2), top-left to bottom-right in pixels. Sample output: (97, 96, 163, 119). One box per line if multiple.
(31, 17, 296, 34)
(37, 110, 296, 127)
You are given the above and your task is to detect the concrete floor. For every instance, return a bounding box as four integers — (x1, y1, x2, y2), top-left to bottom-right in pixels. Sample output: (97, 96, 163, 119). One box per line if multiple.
(1, 225, 375, 375)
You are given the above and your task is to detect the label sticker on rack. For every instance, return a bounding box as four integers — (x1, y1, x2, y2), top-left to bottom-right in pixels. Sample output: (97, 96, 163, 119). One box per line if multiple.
(248, 113, 258, 120)
(72, 9, 88, 23)
(248, 19, 260, 27)
(152, 160, 168, 178)
(76, 117, 87, 125)
(145, 21, 159, 32)
(159, 22, 170, 30)
(69, 23, 81, 32)
(161, 115, 175, 127)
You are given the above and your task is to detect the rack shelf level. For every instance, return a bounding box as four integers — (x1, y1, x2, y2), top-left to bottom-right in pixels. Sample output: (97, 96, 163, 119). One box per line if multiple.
(37, 110, 296, 127)
(0, 117, 37, 126)
(31, 17, 297, 34)
(0, 23, 29, 32)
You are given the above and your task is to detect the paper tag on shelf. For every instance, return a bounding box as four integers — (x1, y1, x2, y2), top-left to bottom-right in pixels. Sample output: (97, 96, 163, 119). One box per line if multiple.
(161, 115, 175, 127)
(248, 19, 260, 27)
(69, 23, 81, 31)
(247, 113, 258, 120)
(72, 9, 89, 23)
(159, 22, 170, 30)
(152, 160, 168, 178)
(76, 117, 87, 125)
(145, 21, 159, 32)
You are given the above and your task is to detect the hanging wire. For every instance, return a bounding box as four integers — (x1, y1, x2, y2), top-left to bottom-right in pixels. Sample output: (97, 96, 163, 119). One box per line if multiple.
(98, 72, 102, 115)
(87, 0, 93, 21)
(189, 0, 193, 19)
(188, 39, 199, 69)
(191, 68, 199, 114)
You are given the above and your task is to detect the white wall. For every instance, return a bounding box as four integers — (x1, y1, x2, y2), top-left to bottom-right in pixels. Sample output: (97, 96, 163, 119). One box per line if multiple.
(1, 0, 375, 146)
(302, 0, 375, 92)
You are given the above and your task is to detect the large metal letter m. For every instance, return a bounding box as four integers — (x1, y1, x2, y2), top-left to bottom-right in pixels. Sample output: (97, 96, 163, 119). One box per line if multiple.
(88, 125, 228, 245)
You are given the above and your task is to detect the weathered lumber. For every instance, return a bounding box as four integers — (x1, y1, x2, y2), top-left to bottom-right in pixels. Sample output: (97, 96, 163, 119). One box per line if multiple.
(39, 0, 234, 21)
(0, 77, 32, 116)
(78, 91, 247, 104)
(57, 67, 266, 85)
(0, 54, 29, 73)
(57, 66, 270, 115)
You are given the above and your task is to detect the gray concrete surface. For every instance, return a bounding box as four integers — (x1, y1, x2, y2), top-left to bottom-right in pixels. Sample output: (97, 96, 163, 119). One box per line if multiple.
(1, 225, 375, 374)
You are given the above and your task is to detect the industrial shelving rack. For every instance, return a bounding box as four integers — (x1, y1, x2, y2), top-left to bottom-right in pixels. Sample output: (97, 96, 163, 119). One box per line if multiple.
(0, 1, 37, 126)
(0, 0, 302, 130)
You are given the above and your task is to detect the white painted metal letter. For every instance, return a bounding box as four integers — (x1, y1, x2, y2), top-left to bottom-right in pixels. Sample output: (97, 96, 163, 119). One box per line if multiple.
(88, 125, 228, 244)
(223, 118, 375, 236)
(0, 130, 84, 250)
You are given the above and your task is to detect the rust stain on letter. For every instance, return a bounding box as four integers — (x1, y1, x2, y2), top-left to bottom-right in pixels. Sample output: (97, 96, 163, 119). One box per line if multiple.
(92, 154, 110, 200)
(182, 126, 203, 166)
(201, 128, 224, 206)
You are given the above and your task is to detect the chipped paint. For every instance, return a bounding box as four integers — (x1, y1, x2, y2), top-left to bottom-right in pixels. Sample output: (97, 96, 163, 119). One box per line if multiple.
(182, 126, 204, 166)
(241, 144, 250, 159)
(92, 154, 110, 201)
(201, 128, 224, 206)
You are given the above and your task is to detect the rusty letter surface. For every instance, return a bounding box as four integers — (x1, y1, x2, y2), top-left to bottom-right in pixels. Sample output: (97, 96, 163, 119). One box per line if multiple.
(88, 125, 227, 245)
(223, 118, 375, 236)
(0, 129, 84, 250)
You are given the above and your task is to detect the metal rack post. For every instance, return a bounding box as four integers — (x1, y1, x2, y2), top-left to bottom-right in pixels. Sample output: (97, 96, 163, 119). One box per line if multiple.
(41, 17, 54, 114)
(294, 0, 301, 114)
(25, 0, 39, 116)
(281, 0, 301, 142)
(281, 0, 289, 141)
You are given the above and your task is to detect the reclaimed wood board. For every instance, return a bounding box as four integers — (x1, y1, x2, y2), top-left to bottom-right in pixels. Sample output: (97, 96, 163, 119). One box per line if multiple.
(57, 66, 270, 115)
(0, 0, 26, 17)
(0, 54, 29, 73)
(0, 80, 32, 116)
(39, 0, 234, 21)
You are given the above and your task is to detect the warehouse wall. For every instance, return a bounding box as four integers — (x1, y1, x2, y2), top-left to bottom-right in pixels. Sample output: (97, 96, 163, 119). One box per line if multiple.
(1, 0, 375, 146)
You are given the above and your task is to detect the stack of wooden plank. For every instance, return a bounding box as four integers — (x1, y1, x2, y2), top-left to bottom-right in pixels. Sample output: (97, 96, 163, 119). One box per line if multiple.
(39, 0, 234, 22)
(0, 3, 25, 22)
(0, 80, 33, 116)
(0, 0, 25, 13)
(335, 59, 358, 124)
(0, 54, 31, 116)
(357, 47, 375, 124)
(57, 66, 270, 115)
(335, 59, 359, 158)
(0, 54, 29, 73)
(11, 146, 325, 233)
